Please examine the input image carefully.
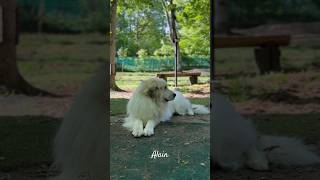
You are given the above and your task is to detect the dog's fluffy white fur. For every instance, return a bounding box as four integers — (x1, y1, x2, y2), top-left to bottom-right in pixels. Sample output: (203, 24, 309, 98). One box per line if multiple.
(161, 89, 210, 122)
(123, 78, 209, 137)
(50, 66, 107, 180)
(213, 93, 320, 171)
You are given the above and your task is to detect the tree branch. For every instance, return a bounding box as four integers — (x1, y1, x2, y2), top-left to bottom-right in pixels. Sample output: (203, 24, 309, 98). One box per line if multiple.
(161, 0, 174, 43)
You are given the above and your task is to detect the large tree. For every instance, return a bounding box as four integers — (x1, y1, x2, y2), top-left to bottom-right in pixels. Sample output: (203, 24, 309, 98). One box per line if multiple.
(0, 0, 54, 96)
(117, 2, 166, 56)
(110, 0, 123, 91)
(215, 0, 229, 34)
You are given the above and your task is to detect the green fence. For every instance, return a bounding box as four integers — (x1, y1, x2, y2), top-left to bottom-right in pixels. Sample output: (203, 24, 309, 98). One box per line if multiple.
(116, 56, 209, 72)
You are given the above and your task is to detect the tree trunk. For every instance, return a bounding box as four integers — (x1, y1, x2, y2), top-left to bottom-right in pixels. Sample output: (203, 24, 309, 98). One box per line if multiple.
(162, 0, 182, 72)
(0, 0, 56, 97)
(215, 0, 229, 34)
(110, 0, 123, 91)
(37, 0, 45, 34)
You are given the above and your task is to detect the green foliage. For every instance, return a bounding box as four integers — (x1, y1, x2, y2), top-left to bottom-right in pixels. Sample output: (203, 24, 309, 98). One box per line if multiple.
(17, 0, 107, 33)
(176, 0, 210, 56)
(117, 1, 165, 57)
(137, 49, 148, 59)
(228, 0, 320, 28)
(153, 40, 174, 56)
(117, 47, 128, 57)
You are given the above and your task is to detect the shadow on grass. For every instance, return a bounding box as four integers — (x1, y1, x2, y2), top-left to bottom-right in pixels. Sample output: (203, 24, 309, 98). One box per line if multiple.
(250, 113, 320, 142)
(0, 116, 61, 171)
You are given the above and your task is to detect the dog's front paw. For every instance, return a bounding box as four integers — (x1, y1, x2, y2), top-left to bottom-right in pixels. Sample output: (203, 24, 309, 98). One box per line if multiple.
(132, 128, 144, 137)
(143, 127, 154, 136)
(132, 121, 144, 137)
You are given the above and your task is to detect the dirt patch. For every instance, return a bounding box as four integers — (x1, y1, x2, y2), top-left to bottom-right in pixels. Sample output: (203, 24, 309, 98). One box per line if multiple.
(0, 95, 74, 118)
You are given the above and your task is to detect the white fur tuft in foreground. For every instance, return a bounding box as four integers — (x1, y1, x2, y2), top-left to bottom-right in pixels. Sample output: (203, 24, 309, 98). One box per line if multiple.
(259, 135, 320, 166)
(213, 93, 320, 171)
(191, 104, 210, 114)
(50, 65, 107, 180)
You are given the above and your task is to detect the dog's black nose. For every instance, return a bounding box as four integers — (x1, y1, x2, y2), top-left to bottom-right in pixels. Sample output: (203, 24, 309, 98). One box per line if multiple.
(173, 93, 176, 97)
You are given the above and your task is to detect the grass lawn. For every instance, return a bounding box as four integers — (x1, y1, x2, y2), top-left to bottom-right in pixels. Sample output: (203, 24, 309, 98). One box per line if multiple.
(16, 33, 106, 95)
(115, 72, 210, 94)
(215, 44, 320, 102)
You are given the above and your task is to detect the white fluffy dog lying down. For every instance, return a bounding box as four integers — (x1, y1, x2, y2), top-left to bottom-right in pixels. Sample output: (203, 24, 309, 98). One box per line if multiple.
(213, 93, 320, 171)
(123, 78, 209, 137)
(50, 66, 107, 180)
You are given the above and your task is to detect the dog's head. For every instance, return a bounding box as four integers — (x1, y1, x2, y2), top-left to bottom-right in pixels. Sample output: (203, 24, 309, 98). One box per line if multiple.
(138, 78, 176, 102)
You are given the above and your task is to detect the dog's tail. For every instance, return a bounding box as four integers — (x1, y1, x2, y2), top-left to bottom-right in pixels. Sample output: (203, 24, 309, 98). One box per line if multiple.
(191, 104, 210, 114)
(259, 135, 320, 167)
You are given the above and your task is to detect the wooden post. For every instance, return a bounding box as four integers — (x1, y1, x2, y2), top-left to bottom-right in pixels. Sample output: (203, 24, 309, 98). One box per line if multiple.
(189, 76, 198, 85)
(174, 40, 178, 87)
(254, 46, 281, 74)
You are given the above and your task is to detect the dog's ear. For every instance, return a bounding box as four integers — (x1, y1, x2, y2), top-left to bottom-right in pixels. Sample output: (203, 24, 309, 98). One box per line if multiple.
(146, 88, 155, 98)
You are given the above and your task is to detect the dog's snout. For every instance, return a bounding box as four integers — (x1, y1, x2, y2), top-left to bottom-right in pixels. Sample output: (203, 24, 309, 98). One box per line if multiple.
(173, 93, 176, 98)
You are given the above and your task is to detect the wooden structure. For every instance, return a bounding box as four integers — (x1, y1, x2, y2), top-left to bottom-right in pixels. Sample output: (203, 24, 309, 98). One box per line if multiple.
(215, 35, 291, 74)
(157, 71, 201, 85)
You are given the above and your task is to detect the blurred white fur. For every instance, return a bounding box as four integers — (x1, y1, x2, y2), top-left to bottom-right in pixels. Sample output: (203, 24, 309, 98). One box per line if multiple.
(213, 93, 320, 171)
(50, 65, 107, 180)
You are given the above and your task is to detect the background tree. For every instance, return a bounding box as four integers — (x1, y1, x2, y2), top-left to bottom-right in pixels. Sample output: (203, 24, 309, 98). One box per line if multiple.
(215, 0, 229, 34)
(161, 0, 182, 71)
(177, 0, 210, 55)
(0, 0, 54, 96)
(110, 0, 122, 91)
(117, 0, 165, 56)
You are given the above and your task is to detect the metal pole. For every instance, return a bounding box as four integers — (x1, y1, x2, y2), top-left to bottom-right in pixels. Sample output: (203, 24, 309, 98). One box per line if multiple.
(174, 40, 178, 87)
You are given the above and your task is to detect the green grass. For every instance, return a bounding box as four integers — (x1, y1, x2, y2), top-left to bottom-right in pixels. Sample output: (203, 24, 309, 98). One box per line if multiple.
(215, 43, 320, 102)
(115, 72, 210, 93)
(16, 33, 105, 95)
(251, 113, 320, 142)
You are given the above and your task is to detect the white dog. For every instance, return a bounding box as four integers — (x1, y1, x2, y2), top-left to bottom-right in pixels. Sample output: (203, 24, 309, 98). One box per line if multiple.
(213, 93, 320, 171)
(161, 89, 210, 122)
(50, 66, 107, 180)
(123, 78, 176, 137)
(123, 78, 210, 137)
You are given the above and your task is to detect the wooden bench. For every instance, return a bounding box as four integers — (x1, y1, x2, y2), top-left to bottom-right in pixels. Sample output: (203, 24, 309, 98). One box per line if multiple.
(215, 35, 291, 74)
(157, 71, 201, 85)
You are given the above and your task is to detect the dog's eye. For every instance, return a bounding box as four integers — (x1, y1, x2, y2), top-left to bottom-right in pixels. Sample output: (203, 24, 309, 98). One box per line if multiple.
(164, 86, 167, 89)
